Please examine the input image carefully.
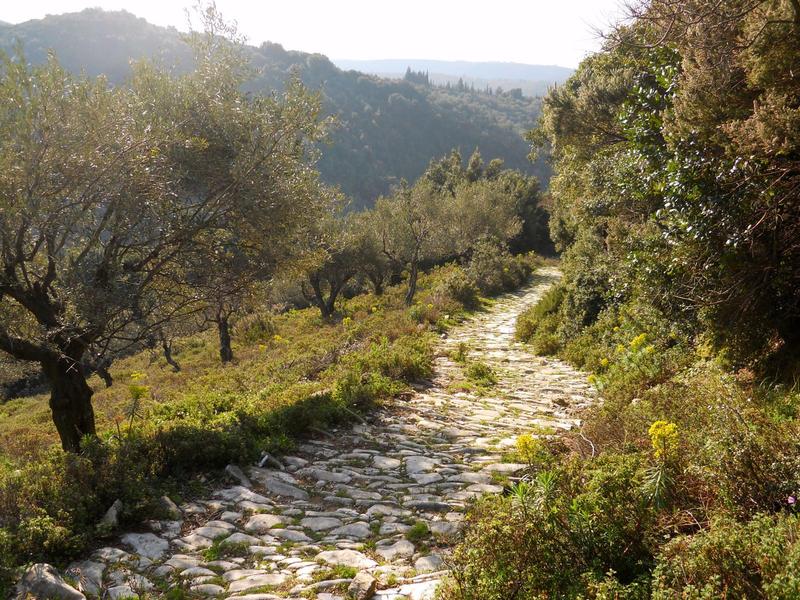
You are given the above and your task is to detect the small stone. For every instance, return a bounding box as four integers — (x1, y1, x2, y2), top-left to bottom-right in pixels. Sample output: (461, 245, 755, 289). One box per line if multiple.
(120, 532, 169, 560)
(348, 571, 377, 600)
(414, 553, 444, 572)
(376, 539, 415, 561)
(316, 549, 377, 569)
(158, 495, 182, 520)
(244, 513, 285, 534)
(226, 464, 253, 487)
(300, 516, 342, 531)
(17, 564, 85, 600)
(97, 499, 123, 531)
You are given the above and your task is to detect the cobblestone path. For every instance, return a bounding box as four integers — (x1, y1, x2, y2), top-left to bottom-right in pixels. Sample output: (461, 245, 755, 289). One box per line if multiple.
(53, 267, 594, 600)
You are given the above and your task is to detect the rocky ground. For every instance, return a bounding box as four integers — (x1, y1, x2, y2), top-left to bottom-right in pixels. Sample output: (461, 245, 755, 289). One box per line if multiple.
(19, 267, 595, 600)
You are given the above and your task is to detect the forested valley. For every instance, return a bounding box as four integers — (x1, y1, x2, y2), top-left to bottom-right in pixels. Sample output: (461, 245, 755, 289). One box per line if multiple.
(1, 1, 800, 599)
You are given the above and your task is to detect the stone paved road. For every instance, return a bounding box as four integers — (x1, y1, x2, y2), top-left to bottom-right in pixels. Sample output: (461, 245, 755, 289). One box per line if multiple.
(56, 267, 594, 600)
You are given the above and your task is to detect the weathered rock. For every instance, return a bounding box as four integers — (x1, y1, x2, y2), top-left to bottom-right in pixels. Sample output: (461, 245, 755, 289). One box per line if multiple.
(248, 469, 309, 500)
(348, 571, 378, 600)
(243, 513, 285, 534)
(158, 495, 182, 520)
(214, 485, 273, 505)
(316, 549, 378, 569)
(415, 553, 445, 572)
(373, 455, 402, 469)
(404, 456, 438, 473)
(97, 499, 123, 531)
(106, 584, 137, 600)
(65, 560, 104, 597)
(330, 521, 371, 539)
(17, 564, 85, 600)
(226, 464, 253, 487)
(269, 528, 312, 543)
(120, 533, 168, 561)
(222, 532, 263, 546)
(300, 516, 342, 531)
(228, 573, 289, 593)
(376, 539, 415, 561)
(190, 583, 225, 596)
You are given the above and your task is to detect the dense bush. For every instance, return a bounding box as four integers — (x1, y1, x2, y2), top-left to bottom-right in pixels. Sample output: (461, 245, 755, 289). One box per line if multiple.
(434, 266, 480, 309)
(652, 514, 800, 599)
(442, 455, 655, 600)
(465, 238, 534, 296)
(448, 274, 800, 597)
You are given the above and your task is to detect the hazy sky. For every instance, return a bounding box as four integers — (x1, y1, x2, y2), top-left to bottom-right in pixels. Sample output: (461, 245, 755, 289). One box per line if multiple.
(1, 1, 627, 68)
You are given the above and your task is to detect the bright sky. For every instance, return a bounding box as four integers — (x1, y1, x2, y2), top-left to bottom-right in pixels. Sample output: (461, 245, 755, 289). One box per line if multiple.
(1, 0, 627, 68)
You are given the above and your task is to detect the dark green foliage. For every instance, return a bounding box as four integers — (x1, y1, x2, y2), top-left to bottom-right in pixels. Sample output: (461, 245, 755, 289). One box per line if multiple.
(443, 456, 655, 600)
(652, 514, 800, 600)
(465, 239, 533, 296)
(434, 267, 481, 310)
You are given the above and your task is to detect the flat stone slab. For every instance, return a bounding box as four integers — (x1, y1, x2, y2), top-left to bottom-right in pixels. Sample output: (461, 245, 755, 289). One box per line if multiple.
(376, 539, 415, 561)
(301, 516, 342, 531)
(120, 533, 168, 560)
(228, 573, 289, 593)
(404, 456, 438, 473)
(330, 522, 371, 539)
(244, 513, 286, 534)
(316, 549, 378, 569)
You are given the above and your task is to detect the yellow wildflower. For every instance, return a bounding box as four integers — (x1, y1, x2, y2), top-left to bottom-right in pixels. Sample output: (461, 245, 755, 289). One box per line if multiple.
(649, 420, 678, 460)
(630, 333, 648, 350)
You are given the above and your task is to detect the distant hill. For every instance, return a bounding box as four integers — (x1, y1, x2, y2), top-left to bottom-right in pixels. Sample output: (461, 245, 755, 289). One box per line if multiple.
(334, 59, 573, 97)
(0, 10, 548, 207)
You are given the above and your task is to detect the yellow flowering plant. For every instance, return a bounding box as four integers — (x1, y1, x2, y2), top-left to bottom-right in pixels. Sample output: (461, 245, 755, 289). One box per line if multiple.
(649, 420, 678, 460)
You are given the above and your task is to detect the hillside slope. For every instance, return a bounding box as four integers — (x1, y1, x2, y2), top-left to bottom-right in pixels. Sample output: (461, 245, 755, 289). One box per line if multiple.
(0, 9, 546, 207)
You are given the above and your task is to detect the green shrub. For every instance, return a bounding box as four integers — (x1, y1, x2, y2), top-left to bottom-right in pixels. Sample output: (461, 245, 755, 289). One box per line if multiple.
(652, 514, 800, 599)
(435, 266, 481, 309)
(442, 455, 655, 600)
(465, 361, 497, 387)
(516, 284, 566, 343)
(466, 238, 533, 296)
(234, 313, 277, 344)
(405, 521, 430, 542)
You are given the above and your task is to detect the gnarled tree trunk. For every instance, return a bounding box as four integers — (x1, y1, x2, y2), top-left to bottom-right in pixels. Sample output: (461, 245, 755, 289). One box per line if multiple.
(41, 357, 96, 452)
(405, 262, 419, 305)
(218, 316, 233, 363)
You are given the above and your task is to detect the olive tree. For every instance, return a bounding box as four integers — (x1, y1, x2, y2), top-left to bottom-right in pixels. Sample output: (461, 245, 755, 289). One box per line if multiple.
(298, 205, 361, 319)
(0, 23, 326, 450)
(373, 181, 447, 305)
(351, 210, 392, 296)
